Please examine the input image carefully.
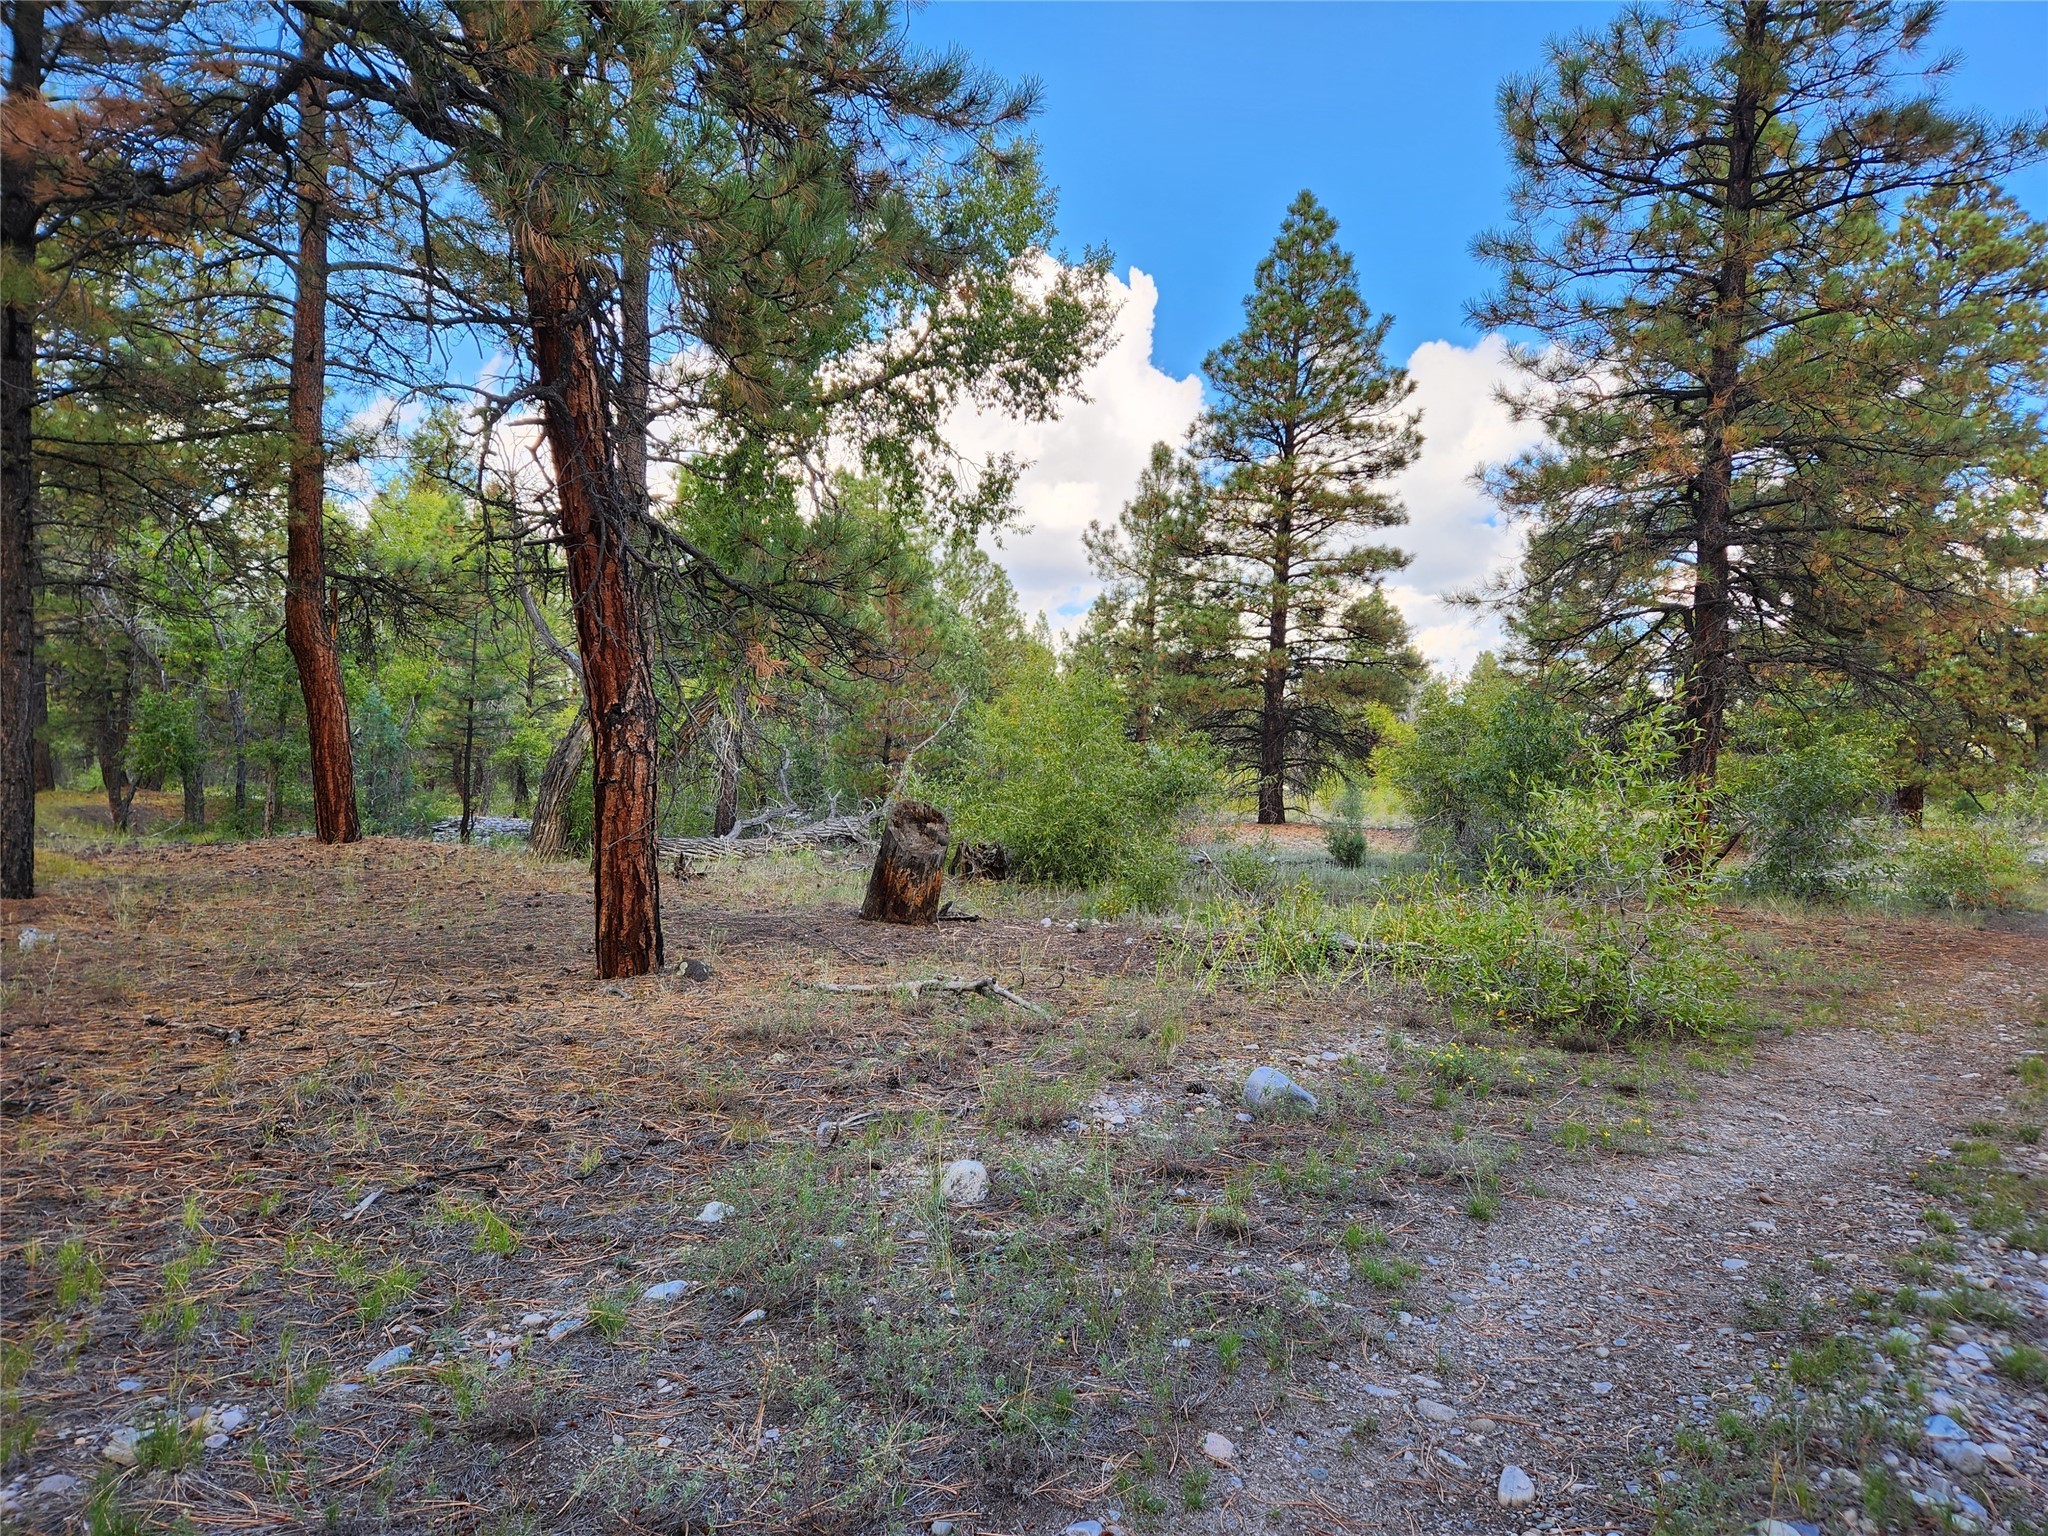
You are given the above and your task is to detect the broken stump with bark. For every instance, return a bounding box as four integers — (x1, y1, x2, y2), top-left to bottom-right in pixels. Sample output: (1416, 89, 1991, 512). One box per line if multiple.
(860, 799, 949, 925)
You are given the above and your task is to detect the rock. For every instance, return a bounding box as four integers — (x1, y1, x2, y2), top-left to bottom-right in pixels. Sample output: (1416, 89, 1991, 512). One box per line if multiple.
(1980, 1441, 2015, 1469)
(1755, 1523, 1806, 1536)
(929, 1523, 956, 1536)
(696, 1201, 736, 1224)
(1954, 1342, 1991, 1367)
(1436, 1448, 1471, 1471)
(816, 1120, 839, 1149)
(1722, 1258, 1749, 1272)
(641, 1280, 693, 1303)
(1591, 1381, 1613, 1396)
(1061, 1523, 1104, 1536)
(677, 958, 712, 982)
(736, 1308, 767, 1327)
(1242, 1066, 1318, 1116)
(1497, 1465, 1535, 1507)
(102, 1428, 141, 1465)
(1415, 1398, 1458, 1423)
(32, 1474, 80, 1497)
(363, 1343, 413, 1375)
(1924, 1414, 1969, 1442)
(938, 1159, 989, 1207)
(546, 1315, 587, 1343)
(214, 1405, 248, 1434)
(16, 927, 52, 952)
(115, 1379, 142, 1394)
(1202, 1431, 1237, 1464)
(1936, 1441, 1985, 1475)
(204, 1433, 229, 1450)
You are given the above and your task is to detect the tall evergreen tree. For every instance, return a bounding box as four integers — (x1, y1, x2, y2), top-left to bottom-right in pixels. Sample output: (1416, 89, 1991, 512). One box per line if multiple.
(1475, 0, 2048, 793)
(1189, 191, 1421, 823)
(1081, 441, 1202, 742)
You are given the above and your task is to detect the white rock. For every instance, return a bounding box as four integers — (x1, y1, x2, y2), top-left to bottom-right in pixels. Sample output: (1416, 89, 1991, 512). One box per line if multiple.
(696, 1201, 735, 1224)
(641, 1280, 693, 1302)
(214, 1405, 248, 1434)
(1242, 1066, 1318, 1115)
(938, 1159, 989, 1207)
(203, 1433, 229, 1450)
(1060, 1523, 1103, 1536)
(363, 1343, 413, 1375)
(16, 927, 52, 952)
(1936, 1441, 1985, 1475)
(520, 1312, 550, 1327)
(102, 1428, 141, 1466)
(736, 1308, 767, 1327)
(1722, 1258, 1749, 1272)
(1416, 1398, 1458, 1423)
(32, 1474, 79, 1497)
(1497, 1465, 1536, 1506)
(546, 1315, 587, 1343)
(1980, 1442, 2015, 1469)
(1202, 1431, 1237, 1464)
(1757, 1522, 1807, 1536)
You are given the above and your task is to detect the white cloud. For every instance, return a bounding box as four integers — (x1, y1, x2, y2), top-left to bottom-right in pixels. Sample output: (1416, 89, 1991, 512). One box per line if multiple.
(955, 286, 1545, 676)
(946, 266, 1204, 625)
(1382, 335, 1547, 676)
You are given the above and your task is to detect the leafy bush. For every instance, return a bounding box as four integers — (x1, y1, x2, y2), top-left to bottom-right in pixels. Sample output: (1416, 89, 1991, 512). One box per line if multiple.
(1893, 824, 2034, 911)
(1325, 780, 1368, 868)
(1385, 663, 1586, 871)
(1723, 729, 1887, 901)
(353, 684, 427, 834)
(937, 661, 1215, 902)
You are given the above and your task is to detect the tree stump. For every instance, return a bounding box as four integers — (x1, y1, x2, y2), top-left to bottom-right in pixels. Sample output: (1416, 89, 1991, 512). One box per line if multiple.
(860, 799, 949, 925)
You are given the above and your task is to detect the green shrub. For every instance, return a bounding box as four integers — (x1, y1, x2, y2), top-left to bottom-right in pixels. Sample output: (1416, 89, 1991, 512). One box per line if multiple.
(353, 684, 428, 834)
(1894, 824, 2034, 911)
(937, 660, 1215, 897)
(1385, 662, 1586, 871)
(561, 759, 596, 858)
(1723, 728, 1887, 901)
(1325, 780, 1368, 868)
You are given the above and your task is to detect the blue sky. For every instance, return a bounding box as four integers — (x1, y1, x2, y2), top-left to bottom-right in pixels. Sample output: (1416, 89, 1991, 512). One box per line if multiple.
(912, 1, 2048, 376)
(912, 1, 2048, 664)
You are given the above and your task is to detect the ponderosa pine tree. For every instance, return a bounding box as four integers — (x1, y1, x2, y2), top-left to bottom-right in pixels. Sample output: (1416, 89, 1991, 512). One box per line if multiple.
(1475, 0, 2048, 794)
(1190, 191, 1421, 823)
(1082, 442, 1202, 742)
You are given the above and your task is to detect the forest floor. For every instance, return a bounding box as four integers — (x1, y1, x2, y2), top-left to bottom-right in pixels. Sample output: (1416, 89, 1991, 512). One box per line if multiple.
(0, 836, 2043, 1536)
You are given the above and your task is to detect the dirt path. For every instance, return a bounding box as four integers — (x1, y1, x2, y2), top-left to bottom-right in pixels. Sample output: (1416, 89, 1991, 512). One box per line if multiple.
(1183, 928, 2046, 1535)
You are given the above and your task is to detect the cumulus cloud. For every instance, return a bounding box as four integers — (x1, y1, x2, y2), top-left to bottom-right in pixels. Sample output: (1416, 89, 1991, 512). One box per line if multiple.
(1382, 335, 1547, 676)
(954, 286, 1545, 676)
(945, 266, 1204, 626)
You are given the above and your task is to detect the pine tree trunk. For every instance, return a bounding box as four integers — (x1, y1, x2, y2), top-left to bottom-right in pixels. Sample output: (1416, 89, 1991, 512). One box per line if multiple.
(528, 707, 589, 858)
(518, 253, 664, 977)
(283, 20, 360, 846)
(861, 799, 949, 925)
(1257, 566, 1290, 825)
(0, 1, 44, 898)
(94, 662, 136, 834)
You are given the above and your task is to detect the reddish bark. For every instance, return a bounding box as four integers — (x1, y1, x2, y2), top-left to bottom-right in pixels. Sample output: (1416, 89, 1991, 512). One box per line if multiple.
(861, 800, 949, 925)
(1, 1, 45, 897)
(283, 25, 360, 845)
(518, 252, 665, 977)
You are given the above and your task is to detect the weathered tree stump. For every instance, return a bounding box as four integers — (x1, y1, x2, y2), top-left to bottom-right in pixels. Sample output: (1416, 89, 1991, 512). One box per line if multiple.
(860, 799, 949, 925)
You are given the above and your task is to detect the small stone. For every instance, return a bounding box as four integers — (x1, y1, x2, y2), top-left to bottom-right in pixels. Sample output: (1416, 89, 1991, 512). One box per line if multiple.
(102, 1428, 141, 1465)
(929, 1523, 956, 1536)
(546, 1315, 587, 1343)
(363, 1343, 413, 1375)
(1755, 1523, 1806, 1536)
(1242, 1066, 1318, 1116)
(1436, 1447, 1471, 1471)
(16, 926, 52, 951)
(115, 1379, 143, 1393)
(816, 1120, 839, 1149)
(641, 1279, 693, 1302)
(1415, 1398, 1458, 1423)
(1061, 1523, 1103, 1536)
(1924, 1414, 1969, 1442)
(1497, 1465, 1535, 1507)
(938, 1159, 989, 1207)
(214, 1405, 248, 1434)
(677, 958, 712, 982)
(1936, 1441, 1985, 1475)
(735, 1308, 767, 1327)
(1590, 1381, 1613, 1396)
(32, 1474, 79, 1497)
(696, 1201, 736, 1224)
(204, 1433, 229, 1450)
(1722, 1257, 1749, 1272)
(1980, 1441, 2015, 1469)
(1202, 1431, 1237, 1464)
(1954, 1341, 1991, 1367)
(521, 1312, 550, 1327)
